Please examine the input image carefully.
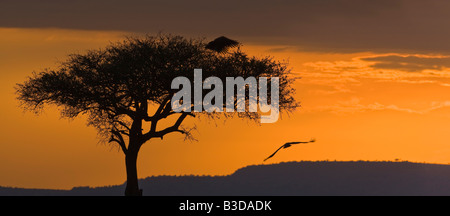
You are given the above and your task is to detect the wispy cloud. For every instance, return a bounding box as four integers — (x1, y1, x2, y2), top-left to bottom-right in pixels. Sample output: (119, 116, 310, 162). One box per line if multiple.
(360, 54, 450, 72)
(309, 98, 450, 115)
(302, 53, 450, 82)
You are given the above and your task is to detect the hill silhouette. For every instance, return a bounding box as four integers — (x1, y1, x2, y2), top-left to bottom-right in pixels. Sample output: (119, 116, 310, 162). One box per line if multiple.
(2, 161, 450, 196)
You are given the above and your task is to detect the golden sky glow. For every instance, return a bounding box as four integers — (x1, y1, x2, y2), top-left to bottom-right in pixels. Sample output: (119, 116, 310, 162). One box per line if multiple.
(2, 28, 450, 189)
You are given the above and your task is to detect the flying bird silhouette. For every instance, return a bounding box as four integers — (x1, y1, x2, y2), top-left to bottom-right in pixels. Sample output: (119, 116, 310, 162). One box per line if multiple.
(205, 36, 240, 54)
(263, 139, 316, 162)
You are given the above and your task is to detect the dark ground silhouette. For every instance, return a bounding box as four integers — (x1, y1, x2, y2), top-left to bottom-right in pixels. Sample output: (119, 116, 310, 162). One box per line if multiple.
(2, 161, 450, 196)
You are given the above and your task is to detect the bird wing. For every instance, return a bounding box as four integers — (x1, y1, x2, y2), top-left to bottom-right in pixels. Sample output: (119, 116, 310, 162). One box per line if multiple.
(285, 141, 303, 145)
(263, 145, 286, 162)
(286, 139, 315, 145)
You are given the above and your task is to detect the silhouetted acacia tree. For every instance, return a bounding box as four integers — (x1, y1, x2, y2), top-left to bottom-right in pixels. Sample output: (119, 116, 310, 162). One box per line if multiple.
(16, 34, 298, 196)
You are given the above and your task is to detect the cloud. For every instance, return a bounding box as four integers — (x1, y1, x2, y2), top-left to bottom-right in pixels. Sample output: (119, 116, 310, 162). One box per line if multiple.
(310, 98, 450, 115)
(302, 53, 450, 84)
(361, 55, 450, 72)
(312, 98, 420, 114)
(265, 46, 296, 53)
(2, 0, 450, 53)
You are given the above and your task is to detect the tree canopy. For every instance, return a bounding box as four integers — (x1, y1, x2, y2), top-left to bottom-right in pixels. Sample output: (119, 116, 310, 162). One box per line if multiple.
(17, 34, 297, 147)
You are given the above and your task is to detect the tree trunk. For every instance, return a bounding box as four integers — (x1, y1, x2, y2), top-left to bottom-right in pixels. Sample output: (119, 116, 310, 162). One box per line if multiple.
(124, 150, 142, 196)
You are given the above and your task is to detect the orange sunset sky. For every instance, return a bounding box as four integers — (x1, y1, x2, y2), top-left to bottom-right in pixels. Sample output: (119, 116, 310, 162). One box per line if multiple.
(2, 0, 450, 189)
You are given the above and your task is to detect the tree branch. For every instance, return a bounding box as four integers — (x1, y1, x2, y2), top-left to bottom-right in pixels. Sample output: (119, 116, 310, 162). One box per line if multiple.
(115, 119, 131, 131)
(110, 129, 127, 154)
(143, 95, 172, 122)
(142, 112, 194, 141)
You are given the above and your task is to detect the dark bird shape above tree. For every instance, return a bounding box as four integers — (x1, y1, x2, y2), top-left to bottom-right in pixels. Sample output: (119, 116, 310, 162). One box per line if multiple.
(205, 36, 240, 54)
(263, 139, 316, 162)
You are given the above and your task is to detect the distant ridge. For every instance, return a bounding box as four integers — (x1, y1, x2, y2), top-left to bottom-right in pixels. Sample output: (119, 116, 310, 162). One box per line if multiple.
(2, 161, 450, 196)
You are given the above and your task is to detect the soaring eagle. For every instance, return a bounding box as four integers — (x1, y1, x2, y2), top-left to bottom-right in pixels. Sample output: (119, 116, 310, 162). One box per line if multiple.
(205, 36, 240, 54)
(264, 139, 316, 162)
